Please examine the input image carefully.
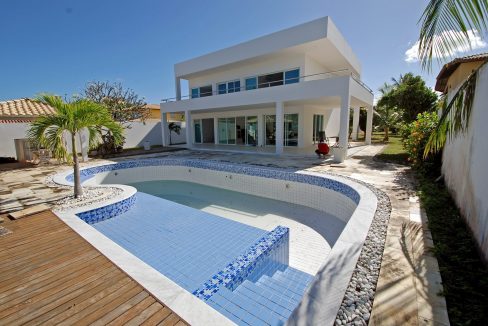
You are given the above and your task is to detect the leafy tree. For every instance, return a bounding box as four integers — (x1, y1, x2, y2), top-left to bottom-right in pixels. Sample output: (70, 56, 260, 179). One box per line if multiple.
(168, 122, 181, 145)
(378, 73, 438, 123)
(28, 95, 123, 198)
(418, 1, 488, 156)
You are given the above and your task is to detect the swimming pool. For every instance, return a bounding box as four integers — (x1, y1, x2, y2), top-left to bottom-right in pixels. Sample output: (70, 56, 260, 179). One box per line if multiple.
(53, 158, 377, 325)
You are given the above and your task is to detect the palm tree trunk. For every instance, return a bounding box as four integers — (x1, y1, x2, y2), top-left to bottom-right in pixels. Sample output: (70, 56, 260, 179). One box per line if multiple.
(71, 132, 83, 198)
(384, 127, 389, 141)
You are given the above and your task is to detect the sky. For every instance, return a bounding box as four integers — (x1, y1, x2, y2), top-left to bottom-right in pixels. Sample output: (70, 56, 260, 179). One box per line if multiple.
(1, 0, 487, 104)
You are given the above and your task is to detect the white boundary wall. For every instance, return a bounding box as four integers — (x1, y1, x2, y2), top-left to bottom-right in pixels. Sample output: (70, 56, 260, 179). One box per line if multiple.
(442, 64, 488, 260)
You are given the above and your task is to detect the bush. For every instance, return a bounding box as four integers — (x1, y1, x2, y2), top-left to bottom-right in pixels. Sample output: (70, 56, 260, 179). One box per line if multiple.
(401, 111, 441, 172)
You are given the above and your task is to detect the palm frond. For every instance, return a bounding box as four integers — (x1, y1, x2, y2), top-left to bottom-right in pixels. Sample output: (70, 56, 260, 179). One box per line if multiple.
(424, 60, 487, 156)
(418, 0, 488, 71)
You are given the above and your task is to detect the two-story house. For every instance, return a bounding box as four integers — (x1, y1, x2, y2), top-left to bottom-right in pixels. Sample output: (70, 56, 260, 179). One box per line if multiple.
(160, 17, 374, 162)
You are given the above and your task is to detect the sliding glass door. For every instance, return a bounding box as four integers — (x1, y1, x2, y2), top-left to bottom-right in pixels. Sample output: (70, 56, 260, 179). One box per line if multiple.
(218, 118, 236, 145)
(246, 116, 258, 146)
(264, 114, 299, 147)
(265, 115, 276, 146)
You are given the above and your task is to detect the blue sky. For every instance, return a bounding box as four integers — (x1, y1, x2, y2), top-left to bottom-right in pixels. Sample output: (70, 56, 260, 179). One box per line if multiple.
(1, 0, 486, 103)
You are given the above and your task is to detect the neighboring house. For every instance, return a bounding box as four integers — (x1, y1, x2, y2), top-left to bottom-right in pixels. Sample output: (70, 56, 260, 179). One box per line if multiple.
(435, 53, 488, 261)
(0, 98, 55, 160)
(160, 17, 374, 162)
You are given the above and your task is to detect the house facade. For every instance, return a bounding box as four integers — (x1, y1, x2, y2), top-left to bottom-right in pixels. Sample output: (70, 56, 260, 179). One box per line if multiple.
(160, 17, 374, 162)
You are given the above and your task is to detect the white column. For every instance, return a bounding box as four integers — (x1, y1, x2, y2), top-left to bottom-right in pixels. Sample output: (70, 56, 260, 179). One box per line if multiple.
(161, 112, 169, 146)
(214, 117, 219, 144)
(352, 107, 360, 141)
(275, 102, 284, 155)
(257, 114, 264, 147)
(185, 110, 192, 148)
(175, 77, 181, 101)
(365, 105, 373, 145)
(335, 96, 350, 163)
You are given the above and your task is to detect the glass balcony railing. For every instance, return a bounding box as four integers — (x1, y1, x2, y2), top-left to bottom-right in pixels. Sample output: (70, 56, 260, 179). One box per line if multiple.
(161, 69, 372, 102)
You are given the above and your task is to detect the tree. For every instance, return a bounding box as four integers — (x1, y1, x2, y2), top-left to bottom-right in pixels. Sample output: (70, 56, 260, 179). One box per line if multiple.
(374, 105, 403, 141)
(84, 81, 148, 127)
(168, 122, 181, 145)
(377, 73, 438, 123)
(28, 95, 123, 198)
(418, 0, 488, 156)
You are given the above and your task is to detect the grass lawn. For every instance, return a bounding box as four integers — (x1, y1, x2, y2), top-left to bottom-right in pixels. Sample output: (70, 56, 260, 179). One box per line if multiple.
(371, 132, 409, 165)
(416, 173, 488, 325)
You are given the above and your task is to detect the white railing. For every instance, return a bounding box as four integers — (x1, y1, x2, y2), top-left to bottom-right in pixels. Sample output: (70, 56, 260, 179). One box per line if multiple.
(161, 69, 372, 102)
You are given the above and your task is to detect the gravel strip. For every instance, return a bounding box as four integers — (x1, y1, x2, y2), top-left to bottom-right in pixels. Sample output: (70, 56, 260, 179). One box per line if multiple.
(327, 174, 391, 326)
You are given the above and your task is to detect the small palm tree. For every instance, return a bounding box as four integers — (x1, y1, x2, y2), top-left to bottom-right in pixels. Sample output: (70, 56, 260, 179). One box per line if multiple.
(28, 94, 123, 198)
(374, 105, 403, 141)
(168, 122, 181, 145)
(418, 0, 488, 156)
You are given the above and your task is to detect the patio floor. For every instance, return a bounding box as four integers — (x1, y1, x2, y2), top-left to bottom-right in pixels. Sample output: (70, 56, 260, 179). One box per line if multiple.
(0, 210, 187, 326)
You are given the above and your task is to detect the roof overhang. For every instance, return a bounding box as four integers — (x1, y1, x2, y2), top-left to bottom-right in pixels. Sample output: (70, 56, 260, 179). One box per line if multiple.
(174, 17, 361, 79)
(435, 53, 488, 92)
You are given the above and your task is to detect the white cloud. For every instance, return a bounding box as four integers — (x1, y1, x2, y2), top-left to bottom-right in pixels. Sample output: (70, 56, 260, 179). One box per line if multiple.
(405, 29, 487, 63)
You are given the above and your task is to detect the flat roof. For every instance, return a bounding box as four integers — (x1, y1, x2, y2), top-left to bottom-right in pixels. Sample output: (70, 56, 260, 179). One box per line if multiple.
(174, 17, 361, 78)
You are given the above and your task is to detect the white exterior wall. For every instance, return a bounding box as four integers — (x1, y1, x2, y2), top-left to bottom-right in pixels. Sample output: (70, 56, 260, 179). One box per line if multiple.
(442, 64, 488, 260)
(0, 123, 30, 158)
(188, 54, 306, 92)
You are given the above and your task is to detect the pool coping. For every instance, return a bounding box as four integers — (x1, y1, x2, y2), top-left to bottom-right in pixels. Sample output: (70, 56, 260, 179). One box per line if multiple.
(52, 159, 378, 326)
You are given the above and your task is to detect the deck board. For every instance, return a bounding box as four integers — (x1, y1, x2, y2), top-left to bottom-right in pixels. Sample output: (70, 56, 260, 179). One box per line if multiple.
(0, 211, 188, 326)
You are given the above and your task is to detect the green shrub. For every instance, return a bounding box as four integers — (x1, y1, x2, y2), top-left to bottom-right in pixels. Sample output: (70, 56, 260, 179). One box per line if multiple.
(402, 112, 441, 172)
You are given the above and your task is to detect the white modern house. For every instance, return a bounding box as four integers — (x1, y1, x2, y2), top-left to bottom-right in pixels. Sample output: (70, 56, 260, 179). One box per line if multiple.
(160, 17, 374, 162)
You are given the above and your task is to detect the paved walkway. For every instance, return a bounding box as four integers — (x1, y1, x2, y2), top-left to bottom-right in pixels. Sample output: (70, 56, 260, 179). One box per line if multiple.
(0, 210, 187, 325)
(0, 144, 450, 325)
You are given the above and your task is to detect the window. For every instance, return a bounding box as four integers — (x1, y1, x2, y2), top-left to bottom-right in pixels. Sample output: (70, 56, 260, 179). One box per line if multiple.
(258, 72, 283, 88)
(191, 85, 213, 98)
(218, 118, 236, 144)
(191, 88, 199, 99)
(285, 69, 300, 84)
(217, 80, 241, 94)
(284, 114, 298, 146)
(313, 114, 325, 142)
(194, 119, 202, 143)
(264, 114, 299, 147)
(245, 77, 257, 90)
(246, 116, 258, 146)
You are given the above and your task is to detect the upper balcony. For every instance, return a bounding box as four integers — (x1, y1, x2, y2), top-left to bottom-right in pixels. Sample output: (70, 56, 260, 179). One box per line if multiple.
(160, 69, 373, 112)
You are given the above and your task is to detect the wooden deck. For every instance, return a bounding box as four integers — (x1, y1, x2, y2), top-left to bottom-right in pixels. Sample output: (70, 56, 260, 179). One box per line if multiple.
(0, 211, 188, 325)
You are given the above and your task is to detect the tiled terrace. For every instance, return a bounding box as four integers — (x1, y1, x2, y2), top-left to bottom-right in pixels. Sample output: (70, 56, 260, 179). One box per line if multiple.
(0, 210, 187, 326)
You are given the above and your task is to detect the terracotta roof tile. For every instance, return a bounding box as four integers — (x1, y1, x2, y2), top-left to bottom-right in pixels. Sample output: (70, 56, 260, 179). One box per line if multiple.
(0, 98, 56, 118)
(435, 52, 488, 92)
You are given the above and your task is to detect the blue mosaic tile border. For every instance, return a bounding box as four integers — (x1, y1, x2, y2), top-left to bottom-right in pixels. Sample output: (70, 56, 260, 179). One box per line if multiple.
(192, 226, 289, 301)
(66, 159, 360, 204)
(77, 195, 136, 224)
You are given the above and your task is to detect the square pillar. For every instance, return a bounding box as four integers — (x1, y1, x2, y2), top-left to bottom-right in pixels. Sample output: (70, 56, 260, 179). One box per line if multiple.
(161, 112, 169, 146)
(352, 107, 360, 141)
(214, 117, 219, 144)
(175, 77, 181, 101)
(275, 102, 284, 154)
(365, 105, 373, 144)
(185, 110, 192, 148)
(335, 96, 350, 163)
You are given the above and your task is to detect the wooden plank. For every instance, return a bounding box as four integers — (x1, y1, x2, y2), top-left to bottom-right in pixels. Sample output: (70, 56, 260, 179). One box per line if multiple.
(0, 211, 188, 326)
(8, 204, 50, 219)
(159, 312, 182, 326)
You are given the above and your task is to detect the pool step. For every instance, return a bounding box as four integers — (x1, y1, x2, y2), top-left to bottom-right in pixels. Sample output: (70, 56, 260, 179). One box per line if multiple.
(208, 267, 313, 325)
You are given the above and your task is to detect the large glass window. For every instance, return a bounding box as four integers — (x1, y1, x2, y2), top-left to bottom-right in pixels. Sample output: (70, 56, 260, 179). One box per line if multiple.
(313, 114, 325, 143)
(284, 114, 298, 146)
(258, 72, 284, 88)
(217, 80, 241, 94)
(245, 77, 257, 90)
(285, 69, 300, 84)
(246, 116, 258, 146)
(194, 119, 202, 143)
(191, 85, 213, 98)
(218, 118, 236, 144)
(265, 115, 276, 146)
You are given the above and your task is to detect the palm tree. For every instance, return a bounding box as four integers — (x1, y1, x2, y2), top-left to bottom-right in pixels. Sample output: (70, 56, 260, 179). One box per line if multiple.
(374, 105, 403, 141)
(418, 0, 488, 156)
(168, 122, 181, 145)
(28, 94, 123, 198)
